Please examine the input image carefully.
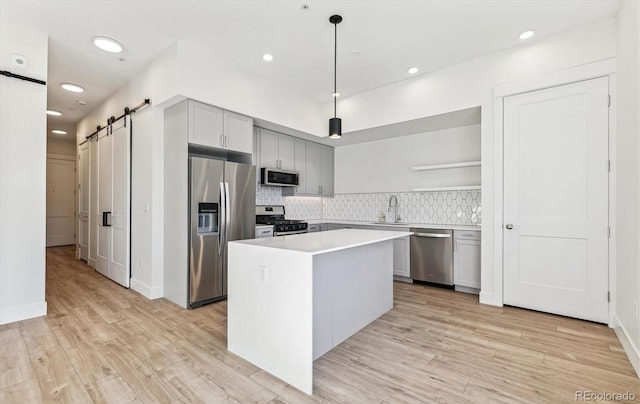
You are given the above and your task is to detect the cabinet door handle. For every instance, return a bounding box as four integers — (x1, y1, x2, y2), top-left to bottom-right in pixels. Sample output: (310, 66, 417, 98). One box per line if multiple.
(454, 240, 458, 252)
(225, 136, 229, 147)
(219, 134, 224, 146)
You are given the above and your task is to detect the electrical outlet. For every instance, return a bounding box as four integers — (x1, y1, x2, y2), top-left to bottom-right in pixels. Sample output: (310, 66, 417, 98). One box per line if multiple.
(259, 265, 268, 284)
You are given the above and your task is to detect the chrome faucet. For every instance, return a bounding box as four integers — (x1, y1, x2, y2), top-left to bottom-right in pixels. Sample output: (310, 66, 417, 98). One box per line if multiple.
(388, 195, 400, 222)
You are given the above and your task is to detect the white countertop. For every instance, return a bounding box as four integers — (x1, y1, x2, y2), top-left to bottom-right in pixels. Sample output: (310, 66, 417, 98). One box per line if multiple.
(232, 229, 411, 255)
(304, 219, 481, 232)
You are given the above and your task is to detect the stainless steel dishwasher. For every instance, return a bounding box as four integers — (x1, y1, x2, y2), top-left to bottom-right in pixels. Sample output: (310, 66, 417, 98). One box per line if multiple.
(410, 228, 453, 286)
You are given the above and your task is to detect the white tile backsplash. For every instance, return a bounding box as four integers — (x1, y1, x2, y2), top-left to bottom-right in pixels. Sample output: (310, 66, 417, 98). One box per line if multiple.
(256, 186, 323, 220)
(256, 186, 481, 225)
(322, 190, 481, 226)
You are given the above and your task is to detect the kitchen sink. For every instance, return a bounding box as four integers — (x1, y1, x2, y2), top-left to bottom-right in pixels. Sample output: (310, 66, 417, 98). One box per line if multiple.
(370, 221, 410, 226)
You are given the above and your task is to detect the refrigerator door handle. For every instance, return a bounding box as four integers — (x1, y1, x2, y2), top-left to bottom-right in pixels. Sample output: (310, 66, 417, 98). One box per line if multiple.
(219, 182, 226, 254)
(224, 182, 231, 249)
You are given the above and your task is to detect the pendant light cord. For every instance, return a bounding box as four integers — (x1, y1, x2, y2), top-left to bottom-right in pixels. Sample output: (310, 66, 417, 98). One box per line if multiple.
(333, 21, 337, 118)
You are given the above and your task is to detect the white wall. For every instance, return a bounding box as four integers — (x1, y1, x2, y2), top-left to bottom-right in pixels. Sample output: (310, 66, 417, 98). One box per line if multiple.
(0, 23, 48, 324)
(76, 44, 178, 299)
(176, 40, 324, 137)
(335, 125, 480, 194)
(324, 19, 616, 306)
(614, 0, 640, 376)
(47, 134, 76, 156)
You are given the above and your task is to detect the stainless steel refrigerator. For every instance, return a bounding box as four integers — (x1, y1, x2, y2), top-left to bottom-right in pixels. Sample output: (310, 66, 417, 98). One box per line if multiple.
(189, 156, 255, 308)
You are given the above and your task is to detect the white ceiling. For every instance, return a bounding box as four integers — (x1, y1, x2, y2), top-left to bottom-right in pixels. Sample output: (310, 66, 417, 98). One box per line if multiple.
(1, 0, 621, 137)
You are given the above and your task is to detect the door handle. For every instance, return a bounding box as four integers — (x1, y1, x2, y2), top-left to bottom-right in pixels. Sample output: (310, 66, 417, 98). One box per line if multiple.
(219, 134, 224, 146)
(102, 211, 111, 227)
(413, 232, 451, 238)
(224, 182, 231, 249)
(219, 182, 225, 254)
(505, 224, 521, 230)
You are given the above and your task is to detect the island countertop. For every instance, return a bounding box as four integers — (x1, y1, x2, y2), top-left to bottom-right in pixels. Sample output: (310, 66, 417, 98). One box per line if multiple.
(230, 228, 411, 255)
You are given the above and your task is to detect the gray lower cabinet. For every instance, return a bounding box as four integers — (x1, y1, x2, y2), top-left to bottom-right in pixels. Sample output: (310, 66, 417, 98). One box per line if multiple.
(453, 230, 481, 293)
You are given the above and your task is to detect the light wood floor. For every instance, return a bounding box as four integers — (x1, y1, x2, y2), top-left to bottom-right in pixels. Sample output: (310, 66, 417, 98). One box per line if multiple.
(1, 247, 638, 403)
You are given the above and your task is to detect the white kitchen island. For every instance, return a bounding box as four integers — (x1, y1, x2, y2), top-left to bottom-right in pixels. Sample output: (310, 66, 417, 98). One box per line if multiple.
(227, 229, 411, 395)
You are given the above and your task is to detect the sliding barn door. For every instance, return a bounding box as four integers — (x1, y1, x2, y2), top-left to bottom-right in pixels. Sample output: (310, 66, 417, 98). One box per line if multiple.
(109, 118, 131, 287)
(94, 118, 131, 287)
(78, 142, 90, 261)
(96, 127, 111, 278)
(503, 77, 609, 323)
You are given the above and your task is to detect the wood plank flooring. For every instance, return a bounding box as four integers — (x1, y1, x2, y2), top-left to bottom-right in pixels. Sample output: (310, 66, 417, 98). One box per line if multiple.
(1, 246, 638, 403)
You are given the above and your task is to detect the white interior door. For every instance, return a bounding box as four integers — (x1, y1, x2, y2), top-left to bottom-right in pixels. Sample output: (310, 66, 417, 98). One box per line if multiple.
(96, 128, 111, 277)
(79, 143, 90, 261)
(46, 158, 76, 247)
(503, 77, 609, 323)
(109, 118, 131, 287)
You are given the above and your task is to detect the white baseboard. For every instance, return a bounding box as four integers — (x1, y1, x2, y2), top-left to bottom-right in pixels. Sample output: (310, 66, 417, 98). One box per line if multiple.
(130, 278, 163, 300)
(0, 301, 47, 325)
(88, 258, 96, 268)
(479, 291, 502, 306)
(613, 314, 640, 378)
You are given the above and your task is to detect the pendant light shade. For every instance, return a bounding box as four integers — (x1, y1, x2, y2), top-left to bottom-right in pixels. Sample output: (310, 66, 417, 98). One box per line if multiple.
(329, 14, 342, 139)
(329, 117, 342, 139)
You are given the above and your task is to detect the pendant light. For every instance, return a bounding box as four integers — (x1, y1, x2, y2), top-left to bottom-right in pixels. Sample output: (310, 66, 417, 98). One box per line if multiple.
(329, 14, 342, 139)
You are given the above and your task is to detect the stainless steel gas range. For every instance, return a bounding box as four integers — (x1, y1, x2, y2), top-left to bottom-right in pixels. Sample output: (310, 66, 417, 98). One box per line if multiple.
(256, 205, 308, 236)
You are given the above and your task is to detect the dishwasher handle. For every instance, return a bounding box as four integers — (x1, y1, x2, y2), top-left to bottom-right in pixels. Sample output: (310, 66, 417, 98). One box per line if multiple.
(413, 232, 451, 238)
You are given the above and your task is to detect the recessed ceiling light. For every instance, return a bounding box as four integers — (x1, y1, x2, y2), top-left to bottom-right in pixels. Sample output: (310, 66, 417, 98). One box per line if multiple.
(92, 36, 123, 53)
(60, 83, 84, 93)
(407, 67, 419, 74)
(332, 92, 340, 97)
(519, 30, 535, 40)
(51, 130, 67, 135)
(46, 110, 62, 116)
(262, 54, 274, 62)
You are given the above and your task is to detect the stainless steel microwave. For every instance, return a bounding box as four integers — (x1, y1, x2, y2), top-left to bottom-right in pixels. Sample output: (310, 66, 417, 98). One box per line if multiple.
(260, 167, 299, 187)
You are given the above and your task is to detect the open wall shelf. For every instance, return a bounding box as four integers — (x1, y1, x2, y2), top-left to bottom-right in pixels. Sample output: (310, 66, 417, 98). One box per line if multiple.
(412, 160, 481, 171)
(412, 185, 481, 192)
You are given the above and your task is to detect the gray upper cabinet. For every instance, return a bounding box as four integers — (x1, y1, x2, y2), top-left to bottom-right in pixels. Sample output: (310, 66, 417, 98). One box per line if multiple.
(305, 141, 321, 195)
(223, 111, 253, 154)
(259, 128, 279, 168)
(188, 101, 223, 148)
(258, 128, 295, 170)
(293, 138, 307, 194)
(282, 139, 334, 197)
(187, 100, 253, 154)
(319, 144, 334, 196)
